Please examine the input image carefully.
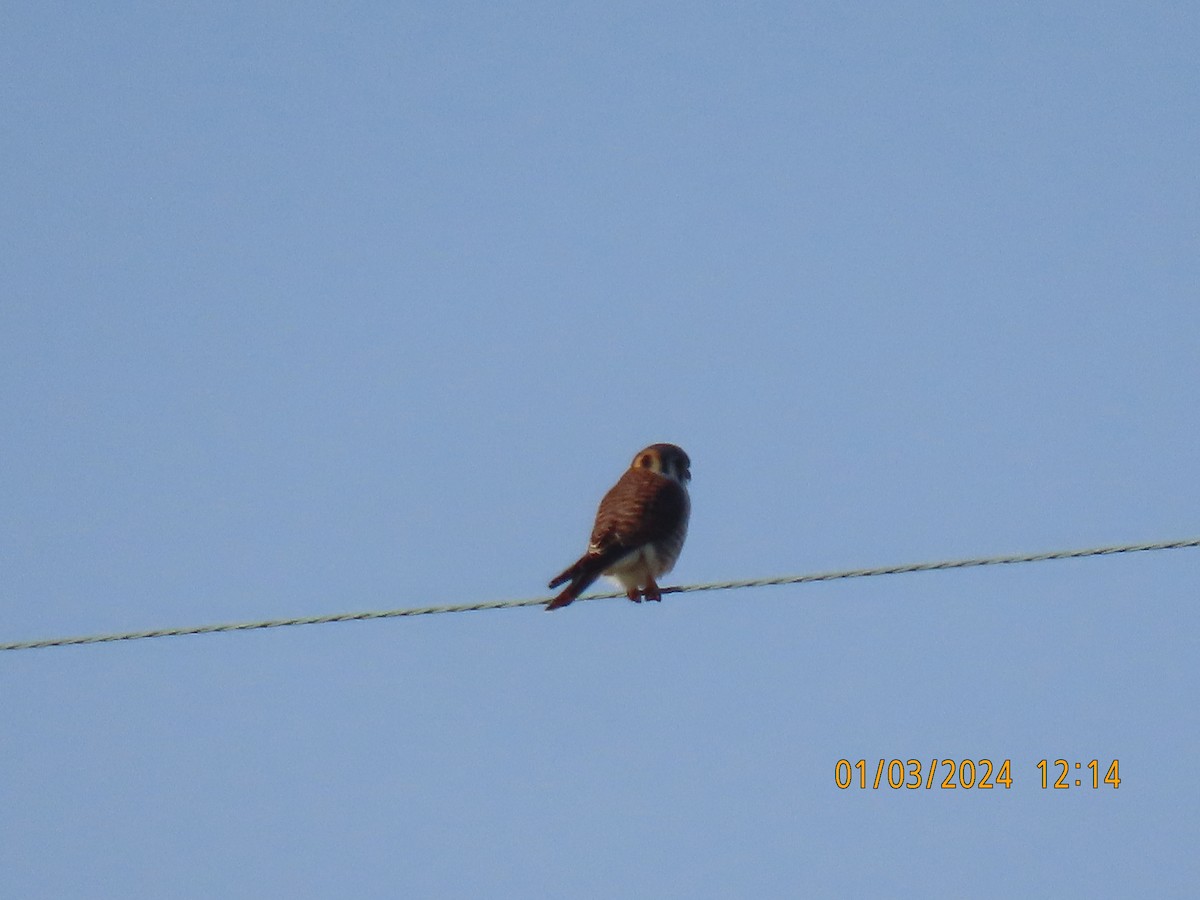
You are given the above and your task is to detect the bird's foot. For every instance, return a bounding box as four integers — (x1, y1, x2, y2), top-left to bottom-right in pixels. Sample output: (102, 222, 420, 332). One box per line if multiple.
(629, 579, 662, 603)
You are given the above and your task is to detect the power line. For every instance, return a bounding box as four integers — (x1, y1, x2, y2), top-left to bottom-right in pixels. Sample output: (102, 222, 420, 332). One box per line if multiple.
(2, 536, 1197, 653)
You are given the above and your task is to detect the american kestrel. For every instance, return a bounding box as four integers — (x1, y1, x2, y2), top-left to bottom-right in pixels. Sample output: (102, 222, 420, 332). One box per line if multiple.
(546, 443, 691, 611)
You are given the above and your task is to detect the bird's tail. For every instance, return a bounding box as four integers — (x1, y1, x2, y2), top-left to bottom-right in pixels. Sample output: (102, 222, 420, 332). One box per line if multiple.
(545, 580, 588, 611)
(545, 549, 618, 611)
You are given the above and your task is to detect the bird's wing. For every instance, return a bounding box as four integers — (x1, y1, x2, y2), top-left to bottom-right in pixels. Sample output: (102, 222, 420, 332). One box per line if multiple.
(588, 467, 688, 555)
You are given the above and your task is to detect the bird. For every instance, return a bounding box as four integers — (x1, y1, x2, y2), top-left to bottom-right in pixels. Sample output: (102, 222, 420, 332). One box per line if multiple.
(546, 443, 691, 611)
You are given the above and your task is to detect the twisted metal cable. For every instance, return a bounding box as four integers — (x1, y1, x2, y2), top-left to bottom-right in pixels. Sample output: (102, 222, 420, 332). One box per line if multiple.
(2, 536, 1197, 653)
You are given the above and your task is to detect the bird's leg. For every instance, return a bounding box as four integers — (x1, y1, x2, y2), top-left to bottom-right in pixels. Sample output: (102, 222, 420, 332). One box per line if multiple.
(643, 577, 661, 603)
(626, 588, 643, 603)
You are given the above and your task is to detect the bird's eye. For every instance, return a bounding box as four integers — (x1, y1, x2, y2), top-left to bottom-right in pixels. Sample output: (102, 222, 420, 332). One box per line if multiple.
(639, 455, 652, 467)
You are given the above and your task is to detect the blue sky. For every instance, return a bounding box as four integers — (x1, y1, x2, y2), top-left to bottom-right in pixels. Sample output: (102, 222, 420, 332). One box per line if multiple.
(3, 2, 1198, 896)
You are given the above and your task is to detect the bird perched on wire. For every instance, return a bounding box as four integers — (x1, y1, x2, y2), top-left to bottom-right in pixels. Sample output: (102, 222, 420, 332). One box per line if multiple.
(546, 443, 691, 611)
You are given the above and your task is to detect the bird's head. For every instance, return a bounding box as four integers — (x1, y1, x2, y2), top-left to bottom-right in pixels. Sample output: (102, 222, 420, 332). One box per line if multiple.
(631, 443, 691, 485)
